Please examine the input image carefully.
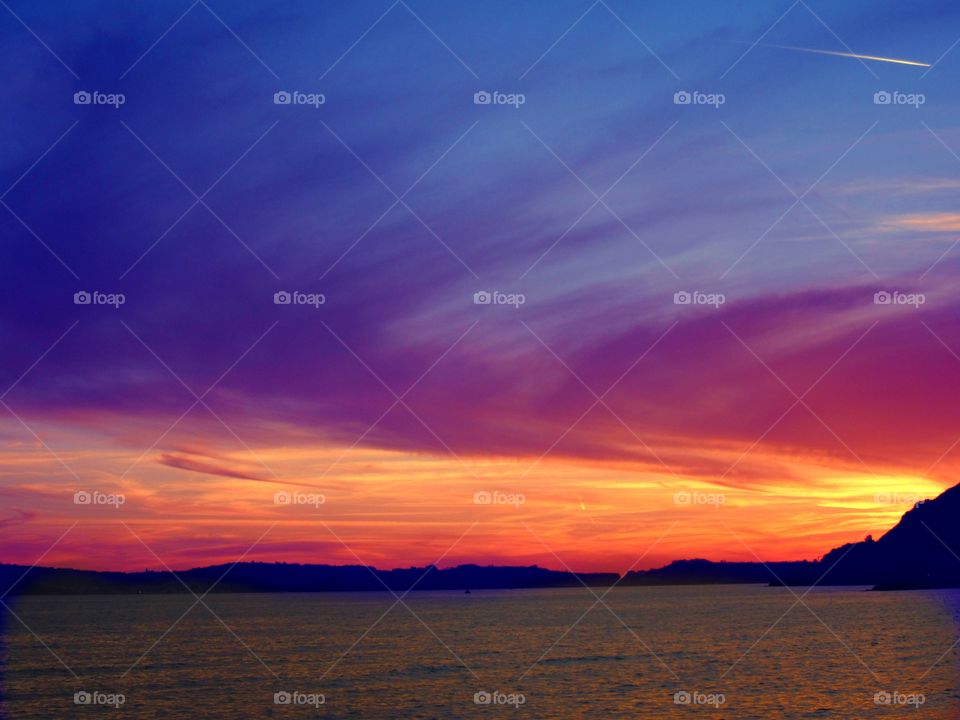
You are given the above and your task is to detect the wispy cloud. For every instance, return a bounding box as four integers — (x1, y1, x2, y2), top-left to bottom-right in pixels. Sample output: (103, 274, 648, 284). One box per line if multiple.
(880, 213, 960, 232)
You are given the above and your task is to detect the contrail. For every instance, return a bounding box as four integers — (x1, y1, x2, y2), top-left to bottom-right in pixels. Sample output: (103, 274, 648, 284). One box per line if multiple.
(759, 43, 930, 67)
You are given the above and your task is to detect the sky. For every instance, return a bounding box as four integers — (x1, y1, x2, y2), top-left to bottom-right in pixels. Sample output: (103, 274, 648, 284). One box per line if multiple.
(2, 0, 960, 572)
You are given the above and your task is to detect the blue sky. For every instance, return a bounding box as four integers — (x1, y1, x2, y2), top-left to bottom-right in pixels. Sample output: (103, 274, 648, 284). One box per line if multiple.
(3, 0, 960, 568)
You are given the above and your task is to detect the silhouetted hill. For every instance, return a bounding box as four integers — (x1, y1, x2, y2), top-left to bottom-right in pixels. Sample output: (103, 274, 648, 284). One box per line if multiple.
(620, 558, 818, 585)
(779, 483, 960, 589)
(5, 484, 959, 594)
(620, 483, 960, 590)
(0, 562, 619, 595)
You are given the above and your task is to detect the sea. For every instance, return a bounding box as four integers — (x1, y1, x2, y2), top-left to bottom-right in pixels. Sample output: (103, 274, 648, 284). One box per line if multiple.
(1, 585, 958, 718)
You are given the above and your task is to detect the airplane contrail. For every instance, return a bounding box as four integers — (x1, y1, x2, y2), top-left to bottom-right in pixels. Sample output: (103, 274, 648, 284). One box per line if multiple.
(759, 43, 930, 68)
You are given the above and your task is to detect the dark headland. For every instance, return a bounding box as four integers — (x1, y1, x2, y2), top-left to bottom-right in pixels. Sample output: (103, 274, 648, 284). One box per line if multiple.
(4, 482, 959, 595)
(626, 480, 960, 590)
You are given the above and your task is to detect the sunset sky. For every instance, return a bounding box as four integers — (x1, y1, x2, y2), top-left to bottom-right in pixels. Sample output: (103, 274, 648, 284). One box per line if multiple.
(3, 0, 960, 572)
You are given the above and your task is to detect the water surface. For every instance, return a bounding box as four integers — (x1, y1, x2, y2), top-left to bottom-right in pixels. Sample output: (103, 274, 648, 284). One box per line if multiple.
(2, 585, 958, 718)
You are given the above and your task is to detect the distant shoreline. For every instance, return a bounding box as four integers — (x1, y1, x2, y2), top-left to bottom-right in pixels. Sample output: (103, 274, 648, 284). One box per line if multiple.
(0, 555, 951, 595)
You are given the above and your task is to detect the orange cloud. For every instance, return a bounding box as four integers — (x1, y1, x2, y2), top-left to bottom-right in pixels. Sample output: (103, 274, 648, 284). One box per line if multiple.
(880, 213, 960, 232)
(0, 429, 951, 573)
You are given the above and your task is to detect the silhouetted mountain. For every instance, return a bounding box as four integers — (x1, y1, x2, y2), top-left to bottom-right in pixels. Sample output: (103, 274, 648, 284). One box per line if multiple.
(0, 562, 619, 596)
